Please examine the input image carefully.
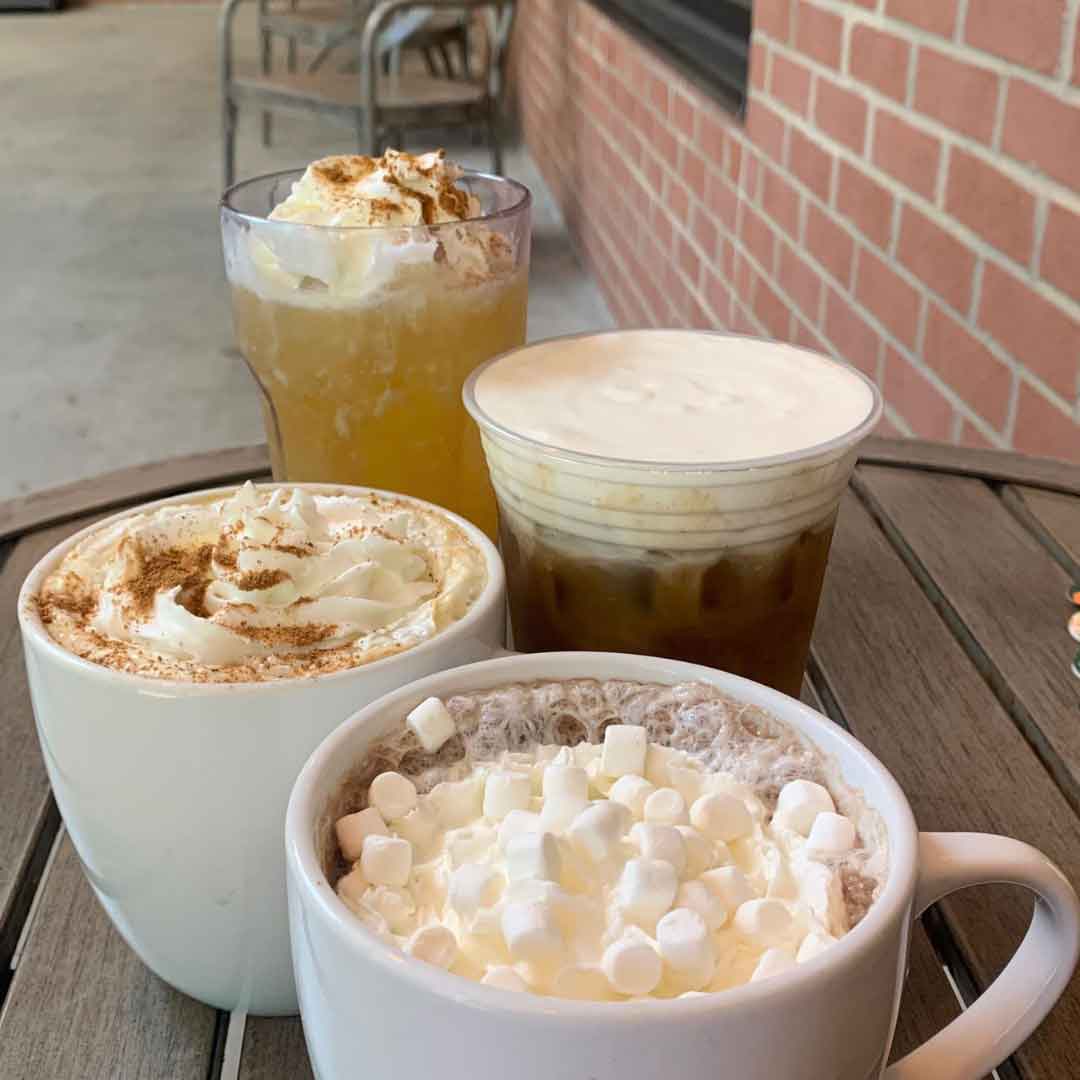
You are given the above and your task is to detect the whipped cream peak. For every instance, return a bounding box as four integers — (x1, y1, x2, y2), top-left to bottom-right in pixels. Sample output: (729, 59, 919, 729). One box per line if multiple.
(269, 150, 479, 229)
(37, 483, 487, 682)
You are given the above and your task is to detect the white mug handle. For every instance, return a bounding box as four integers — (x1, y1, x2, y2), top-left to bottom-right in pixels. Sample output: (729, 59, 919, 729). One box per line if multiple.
(885, 832, 1080, 1080)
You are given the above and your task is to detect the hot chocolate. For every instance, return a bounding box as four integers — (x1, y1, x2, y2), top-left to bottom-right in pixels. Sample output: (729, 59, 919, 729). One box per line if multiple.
(322, 678, 887, 1001)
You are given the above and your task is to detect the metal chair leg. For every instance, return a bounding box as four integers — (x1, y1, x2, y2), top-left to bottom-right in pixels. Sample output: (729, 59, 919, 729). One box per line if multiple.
(224, 98, 239, 190)
(488, 104, 502, 175)
(260, 29, 273, 146)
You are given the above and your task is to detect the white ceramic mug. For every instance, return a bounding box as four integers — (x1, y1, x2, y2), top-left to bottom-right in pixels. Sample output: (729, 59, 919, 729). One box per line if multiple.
(18, 484, 506, 1016)
(286, 651, 1080, 1079)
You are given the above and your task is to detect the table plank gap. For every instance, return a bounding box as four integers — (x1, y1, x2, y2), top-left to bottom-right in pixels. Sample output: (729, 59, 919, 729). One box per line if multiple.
(812, 490, 1080, 1079)
(0, 445, 271, 544)
(852, 469, 1080, 818)
(0, 836, 217, 1079)
(1001, 487, 1080, 579)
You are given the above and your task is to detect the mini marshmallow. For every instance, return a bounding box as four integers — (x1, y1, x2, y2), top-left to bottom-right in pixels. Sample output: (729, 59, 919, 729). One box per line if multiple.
(616, 857, 678, 925)
(644, 744, 685, 788)
(602, 927, 662, 996)
(543, 764, 589, 803)
(629, 822, 687, 878)
(498, 809, 542, 849)
(406, 696, 456, 753)
(601, 724, 648, 778)
(427, 777, 484, 829)
(361, 834, 412, 887)
(539, 791, 589, 834)
(656, 907, 709, 972)
(644, 787, 689, 826)
(700, 866, 756, 911)
(481, 965, 528, 993)
(690, 793, 753, 844)
(484, 771, 532, 821)
(369, 771, 418, 822)
(667, 764, 706, 806)
(795, 859, 849, 936)
(568, 802, 629, 863)
(334, 807, 388, 861)
(806, 812, 857, 853)
(608, 775, 656, 820)
(448, 863, 504, 919)
(734, 898, 794, 946)
(363, 885, 416, 934)
(407, 924, 458, 970)
(677, 826, 721, 878)
(501, 901, 564, 968)
(751, 947, 796, 982)
(506, 832, 562, 883)
(797, 930, 837, 964)
(446, 824, 497, 866)
(392, 803, 437, 849)
(675, 881, 727, 931)
(772, 779, 835, 836)
(335, 866, 368, 908)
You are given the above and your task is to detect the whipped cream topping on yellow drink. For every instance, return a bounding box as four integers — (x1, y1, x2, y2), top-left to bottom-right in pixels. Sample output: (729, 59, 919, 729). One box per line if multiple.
(36, 483, 486, 682)
(234, 150, 512, 302)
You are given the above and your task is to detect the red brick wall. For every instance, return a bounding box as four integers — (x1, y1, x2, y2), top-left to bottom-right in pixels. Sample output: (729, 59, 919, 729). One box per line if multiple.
(513, 0, 1080, 461)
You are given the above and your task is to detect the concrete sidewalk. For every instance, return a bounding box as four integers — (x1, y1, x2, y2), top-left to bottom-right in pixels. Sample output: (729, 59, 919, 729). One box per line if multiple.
(0, 3, 611, 499)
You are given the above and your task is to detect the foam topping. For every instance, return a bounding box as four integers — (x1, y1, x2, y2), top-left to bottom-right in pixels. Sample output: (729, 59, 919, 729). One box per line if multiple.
(36, 483, 486, 681)
(472, 331, 876, 464)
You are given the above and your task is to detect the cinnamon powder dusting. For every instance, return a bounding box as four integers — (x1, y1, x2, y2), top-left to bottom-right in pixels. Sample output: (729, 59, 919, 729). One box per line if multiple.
(233, 622, 337, 648)
(235, 568, 289, 592)
(125, 542, 214, 618)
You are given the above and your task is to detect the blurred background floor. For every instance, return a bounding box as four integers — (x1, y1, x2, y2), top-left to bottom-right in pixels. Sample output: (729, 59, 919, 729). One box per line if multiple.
(0, 2, 611, 499)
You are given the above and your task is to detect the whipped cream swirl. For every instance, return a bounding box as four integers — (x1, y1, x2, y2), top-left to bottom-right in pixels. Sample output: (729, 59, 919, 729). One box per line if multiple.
(229, 150, 512, 301)
(38, 483, 486, 681)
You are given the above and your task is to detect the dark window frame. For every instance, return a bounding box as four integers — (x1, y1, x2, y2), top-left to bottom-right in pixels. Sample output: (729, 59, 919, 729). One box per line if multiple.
(586, 0, 752, 115)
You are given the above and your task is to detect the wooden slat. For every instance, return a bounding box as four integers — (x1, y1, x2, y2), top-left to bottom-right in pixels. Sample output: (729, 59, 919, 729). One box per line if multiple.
(1005, 487, 1080, 575)
(0, 838, 216, 1078)
(0, 519, 111, 971)
(855, 468, 1080, 814)
(811, 490, 1080, 1079)
(0, 444, 270, 544)
(239, 1017, 313, 1079)
(860, 437, 1080, 497)
(802, 675, 965, 1066)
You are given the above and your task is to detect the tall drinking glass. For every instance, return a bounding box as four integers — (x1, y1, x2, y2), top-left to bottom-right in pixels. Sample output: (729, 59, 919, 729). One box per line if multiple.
(464, 330, 882, 698)
(221, 171, 530, 540)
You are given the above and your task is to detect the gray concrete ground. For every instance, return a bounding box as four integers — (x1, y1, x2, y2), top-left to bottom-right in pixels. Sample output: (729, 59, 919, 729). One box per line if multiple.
(0, 3, 611, 499)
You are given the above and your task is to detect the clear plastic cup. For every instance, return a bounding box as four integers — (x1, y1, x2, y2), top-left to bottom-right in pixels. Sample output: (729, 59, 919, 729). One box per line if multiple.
(463, 330, 882, 697)
(220, 170, 531, 541)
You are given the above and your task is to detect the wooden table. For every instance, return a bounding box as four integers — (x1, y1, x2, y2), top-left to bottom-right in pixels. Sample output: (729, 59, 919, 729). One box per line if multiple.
(1, 439, 1078, 1079)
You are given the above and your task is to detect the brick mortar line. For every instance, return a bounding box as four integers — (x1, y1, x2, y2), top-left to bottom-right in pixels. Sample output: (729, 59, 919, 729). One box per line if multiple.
(1059, 0, 1080, 83)
(798, 0, 1080, 99)
(763, 35, 1080, 216)
(751, 74, 1080, 324)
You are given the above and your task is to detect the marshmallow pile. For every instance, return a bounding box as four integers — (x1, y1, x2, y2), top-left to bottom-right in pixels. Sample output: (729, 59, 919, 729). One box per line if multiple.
(333, 702, 861, 1001)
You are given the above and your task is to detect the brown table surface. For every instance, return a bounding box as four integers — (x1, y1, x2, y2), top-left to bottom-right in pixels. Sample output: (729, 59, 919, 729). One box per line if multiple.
(0, 438, 1078, 1079)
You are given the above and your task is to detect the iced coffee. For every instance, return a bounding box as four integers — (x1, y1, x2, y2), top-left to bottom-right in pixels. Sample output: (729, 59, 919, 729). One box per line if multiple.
(464, 331, 881, 697)
(221, 151, 530, 540)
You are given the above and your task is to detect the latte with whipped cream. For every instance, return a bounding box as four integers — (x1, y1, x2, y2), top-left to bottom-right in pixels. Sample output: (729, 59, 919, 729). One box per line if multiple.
(36, 483, 487, 682)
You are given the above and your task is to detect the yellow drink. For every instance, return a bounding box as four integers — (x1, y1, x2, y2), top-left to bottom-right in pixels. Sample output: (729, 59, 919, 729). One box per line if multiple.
(230, 270, 527, 539)
(221, 162, 531, 541)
